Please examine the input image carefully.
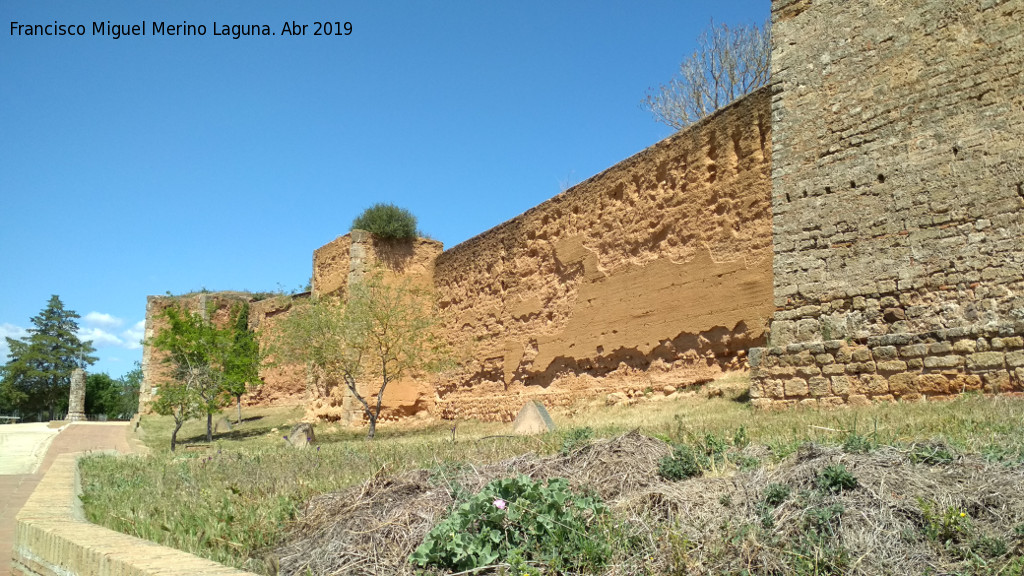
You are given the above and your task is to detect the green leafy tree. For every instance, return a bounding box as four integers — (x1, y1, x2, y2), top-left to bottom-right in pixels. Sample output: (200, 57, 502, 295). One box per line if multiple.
(85, 373, 121, 419)
(150, 304, 262, 448)
(150, 368, 202, 452)
(269, 270, 446, 438)
(1, 295, 97, 420)
(117, 362, 143, 419)
(222, 303, 261, 424)
(350, 203, 419, 240)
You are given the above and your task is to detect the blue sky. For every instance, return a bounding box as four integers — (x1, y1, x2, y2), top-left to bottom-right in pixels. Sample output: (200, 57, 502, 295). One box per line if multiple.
(1, 0, 768, 379)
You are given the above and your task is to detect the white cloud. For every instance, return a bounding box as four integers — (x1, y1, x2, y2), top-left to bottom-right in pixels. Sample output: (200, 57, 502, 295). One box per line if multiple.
(120, 320, 145, 350)
(78, 327, 125, 348)
(83, 312, 124, 329)
(77, 314, 145, 351)
(0, 323, 29, 364)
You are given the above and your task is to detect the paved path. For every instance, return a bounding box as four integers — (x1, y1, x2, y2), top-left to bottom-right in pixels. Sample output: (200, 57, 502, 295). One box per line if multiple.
(0, 422, 135, 576)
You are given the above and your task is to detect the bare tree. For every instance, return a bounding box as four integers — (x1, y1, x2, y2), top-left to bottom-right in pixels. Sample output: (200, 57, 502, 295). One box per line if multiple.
(643, 19, 771, 130)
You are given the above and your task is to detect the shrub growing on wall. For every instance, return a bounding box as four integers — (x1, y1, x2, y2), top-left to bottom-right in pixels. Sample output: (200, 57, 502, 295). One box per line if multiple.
(350, 203, 418, 240)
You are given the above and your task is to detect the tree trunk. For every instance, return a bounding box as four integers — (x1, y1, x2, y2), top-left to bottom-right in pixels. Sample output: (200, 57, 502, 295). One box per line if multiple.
(236, 396, 242, 424)
(206, 412, 213, 442)
(367, 413, 377, 439)
(171, 420, 183, 452)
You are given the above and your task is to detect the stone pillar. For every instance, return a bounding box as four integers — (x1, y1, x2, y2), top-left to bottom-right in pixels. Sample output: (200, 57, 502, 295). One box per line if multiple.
(66, 368, 87, 422)
(348, 229, 371, 288)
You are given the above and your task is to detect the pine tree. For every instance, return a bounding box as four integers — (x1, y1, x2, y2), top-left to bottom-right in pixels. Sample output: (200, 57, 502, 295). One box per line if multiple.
(1, 295, 97, 420)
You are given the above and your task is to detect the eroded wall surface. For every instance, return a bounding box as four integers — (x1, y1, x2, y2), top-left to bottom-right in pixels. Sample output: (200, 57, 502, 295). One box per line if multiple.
(432, 89, 774, 420)
(142, 92, 773, 423)
(751, 0, 1024, 407)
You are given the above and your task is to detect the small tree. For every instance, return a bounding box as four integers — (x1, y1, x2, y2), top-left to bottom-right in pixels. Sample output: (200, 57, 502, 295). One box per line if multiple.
(150, 367, 202, 451)
(268, 270, 446, 439)
(351, 203, 418, 240)
(342, 271, 446, 438)
(222, 303, 262, 424)
(266, 297, 349, 400)
(150, 304, 261, 448)
(643, 19, 770, 130)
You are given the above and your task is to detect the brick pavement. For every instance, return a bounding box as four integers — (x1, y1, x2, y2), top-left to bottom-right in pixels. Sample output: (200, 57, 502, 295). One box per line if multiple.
(1, 423, 134, 576)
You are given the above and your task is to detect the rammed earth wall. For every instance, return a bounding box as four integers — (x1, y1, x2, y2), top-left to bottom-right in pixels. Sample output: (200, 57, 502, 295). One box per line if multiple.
(751, 0, 1024, 406)
(428, 89, 774, 420)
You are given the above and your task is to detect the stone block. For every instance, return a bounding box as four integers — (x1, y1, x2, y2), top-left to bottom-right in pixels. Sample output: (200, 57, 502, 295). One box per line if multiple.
(751, 398, 774, 410)
(860, 374, 889, 395)
(852, 348, 873, 362)
(846, 361, 876, 374)
(1002, 336, 1023, 349)
(907, 358, 924, 369)
(1005, 350, 1024, 368)
(953, 339, 977, 353)
(831, 375, 852, 395)
(513, 400, 557, 435)
(799, 398, 818, 408)
(873, 394, 896, 403)
(785, 378, 809, 397)
(888, 373, 918, 396)
(287, 422, 316, 448)
(835, 347, 854, 363)
(873, 346, 899, 360)
(808, 376, 830, 397)
(847, 394, 871, 407)
(762, 379, 784, 399)
(966, 351, 1005, 371)
(822, 363, 846, 375)
(923, 355, 964, 369)
(948, 374, 983, 393)
(876, 360, 909, 373)
(819, 396, 845, 408)
(982, 371, 1011, 393)
(929, 342, 953, 355)
(917, 374, 952, 394)
(815, 353, 835, 364)
(900, 344, 929, 358)
(797, 365, 822, 377)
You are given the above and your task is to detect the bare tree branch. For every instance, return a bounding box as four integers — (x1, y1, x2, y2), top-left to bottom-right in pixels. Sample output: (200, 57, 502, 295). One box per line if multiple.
(643, 19, 770, 130)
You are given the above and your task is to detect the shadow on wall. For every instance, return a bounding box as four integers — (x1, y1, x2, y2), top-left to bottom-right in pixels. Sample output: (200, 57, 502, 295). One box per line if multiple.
(454, 321, 762, 392)
(373, 237, 417, 274)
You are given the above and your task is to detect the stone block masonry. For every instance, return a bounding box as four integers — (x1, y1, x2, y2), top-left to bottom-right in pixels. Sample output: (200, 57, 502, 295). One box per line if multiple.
(752, 0, 1024, 406)
(750, 321, 1024, 408)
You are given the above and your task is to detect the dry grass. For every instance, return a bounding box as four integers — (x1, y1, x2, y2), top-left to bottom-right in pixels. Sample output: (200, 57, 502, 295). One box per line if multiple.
(83, 378, 1024, 575)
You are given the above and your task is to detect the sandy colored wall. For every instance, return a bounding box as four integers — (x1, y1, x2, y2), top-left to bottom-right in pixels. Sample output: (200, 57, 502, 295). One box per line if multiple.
(142, 91, 773, 424)
(431, 88, 774, 420)
(751, 0, 1024, 407)
(307, 232, 444, 422)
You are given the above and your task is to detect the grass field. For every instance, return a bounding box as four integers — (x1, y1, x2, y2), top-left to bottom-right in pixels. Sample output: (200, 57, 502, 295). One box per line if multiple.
(79, 377, 1024, 575)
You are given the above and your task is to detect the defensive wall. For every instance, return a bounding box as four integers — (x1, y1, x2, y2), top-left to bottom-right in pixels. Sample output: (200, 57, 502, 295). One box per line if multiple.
(141, 0, 1024, 420)
(140, 89, 774, 422)
(428, 89, 773, 420)
(749, 0, 1024, 406)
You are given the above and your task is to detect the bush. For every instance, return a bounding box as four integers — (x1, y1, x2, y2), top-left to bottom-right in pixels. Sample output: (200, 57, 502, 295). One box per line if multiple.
(410, 475, 613, 574)
(350, 203, 418, 240)
(817, 464, 859, 493)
